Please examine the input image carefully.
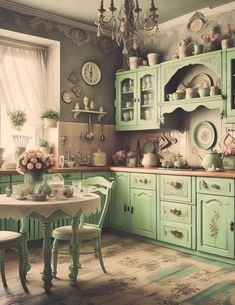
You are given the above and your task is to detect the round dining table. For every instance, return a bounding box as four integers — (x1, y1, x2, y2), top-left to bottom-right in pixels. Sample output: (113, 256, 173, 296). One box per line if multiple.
(0, 193, 101, 293)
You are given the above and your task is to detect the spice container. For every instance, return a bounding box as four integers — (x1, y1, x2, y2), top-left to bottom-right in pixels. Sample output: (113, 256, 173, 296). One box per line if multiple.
(93, 149, 107, 166)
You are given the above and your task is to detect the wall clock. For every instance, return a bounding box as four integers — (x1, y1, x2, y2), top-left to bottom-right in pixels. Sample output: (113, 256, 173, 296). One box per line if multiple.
(81, 61, 101, 86)
(62, 91, 75, 104)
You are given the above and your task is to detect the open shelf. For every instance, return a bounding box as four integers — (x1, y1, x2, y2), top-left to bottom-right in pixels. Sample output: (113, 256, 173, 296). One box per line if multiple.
(71, 109, 107, 121)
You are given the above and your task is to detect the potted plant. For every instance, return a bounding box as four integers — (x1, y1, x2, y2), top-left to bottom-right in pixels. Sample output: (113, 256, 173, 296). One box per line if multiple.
(7, 109, 27, 131)
(39, 137, 51, 154)
(40, 108, 59, 128)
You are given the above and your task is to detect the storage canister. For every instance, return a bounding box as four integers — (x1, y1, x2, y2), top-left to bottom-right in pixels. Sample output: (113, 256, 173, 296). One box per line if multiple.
(93, 149, 107, 166)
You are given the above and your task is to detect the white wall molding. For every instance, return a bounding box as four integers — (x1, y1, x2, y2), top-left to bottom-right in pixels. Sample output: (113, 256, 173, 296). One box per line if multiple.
(0, 0, 97, 33)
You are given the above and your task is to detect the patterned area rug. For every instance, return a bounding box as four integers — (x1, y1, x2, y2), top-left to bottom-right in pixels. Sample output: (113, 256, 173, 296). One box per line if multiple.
(1, 232, 235, 305)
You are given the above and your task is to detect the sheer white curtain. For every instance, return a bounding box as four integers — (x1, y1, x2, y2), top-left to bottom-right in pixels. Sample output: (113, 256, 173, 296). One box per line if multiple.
(0, 43, 49, 155)
(0, 44, 48, 127)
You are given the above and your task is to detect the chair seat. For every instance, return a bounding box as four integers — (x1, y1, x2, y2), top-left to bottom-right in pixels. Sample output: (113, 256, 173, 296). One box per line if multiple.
(52, 225, 100, 241)
(0, 231, 21, 249)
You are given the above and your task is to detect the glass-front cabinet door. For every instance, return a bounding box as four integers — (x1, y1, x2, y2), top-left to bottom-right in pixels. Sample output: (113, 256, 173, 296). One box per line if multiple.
(115, 67, 159, 131)
(226, 49, 235, 122)
(137, 69, 158, 128)
(115, 72, 137, 129)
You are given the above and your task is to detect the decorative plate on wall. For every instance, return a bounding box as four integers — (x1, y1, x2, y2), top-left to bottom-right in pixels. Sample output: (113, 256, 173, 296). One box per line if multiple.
(62, 91, 75, 104)
(142, 140, 156, 154)
(193, 121, 216, 150)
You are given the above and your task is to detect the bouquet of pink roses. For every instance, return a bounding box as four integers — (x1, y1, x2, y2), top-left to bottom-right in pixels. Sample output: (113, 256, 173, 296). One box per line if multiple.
(16, 149, 56, 180)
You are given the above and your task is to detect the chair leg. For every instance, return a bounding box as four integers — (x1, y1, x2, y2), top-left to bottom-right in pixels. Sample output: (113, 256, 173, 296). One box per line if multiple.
(96, 237, 107, 273)
(18, 244, 29, 293)
(52, 239, 58, 278)
(0, 249, 7, 288)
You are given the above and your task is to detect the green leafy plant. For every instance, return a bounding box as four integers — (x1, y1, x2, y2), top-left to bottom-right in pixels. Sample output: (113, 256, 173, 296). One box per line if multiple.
(39, 137, 49, 147)
(40, 108, 59, 120)
(128, 47, 145, 58)
(7, 109, 27, 130)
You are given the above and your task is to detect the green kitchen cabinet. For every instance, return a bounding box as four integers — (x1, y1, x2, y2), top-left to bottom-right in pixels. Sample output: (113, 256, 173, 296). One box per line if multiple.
(157, 175, 196, 249)
(224, 48, 235, 122)
(115, 67, 159, 131)
(130, 188, 156, 239)
(197, 177, 235, 258)
(110, 172, 157, 239)
(159, 51, 224, 124)
(110, 172, 130, 232)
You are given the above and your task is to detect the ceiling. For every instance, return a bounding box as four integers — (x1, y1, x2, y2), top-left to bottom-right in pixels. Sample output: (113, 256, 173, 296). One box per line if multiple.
(6, 0, 235, 29)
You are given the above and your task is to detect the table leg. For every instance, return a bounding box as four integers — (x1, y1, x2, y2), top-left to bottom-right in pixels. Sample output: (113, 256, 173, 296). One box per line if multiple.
(20, 218, 31, 278)
(69, 216, 80, 286)
(41, 222, 53, 294)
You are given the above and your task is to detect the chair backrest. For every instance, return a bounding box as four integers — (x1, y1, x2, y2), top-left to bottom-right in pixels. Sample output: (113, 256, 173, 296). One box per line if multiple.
(81, 176, 115, 229)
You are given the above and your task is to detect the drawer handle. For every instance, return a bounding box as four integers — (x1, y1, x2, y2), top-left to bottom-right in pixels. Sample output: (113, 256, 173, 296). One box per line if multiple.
(201, 180, 207, 189)
(124, 204, 127, 212)
(130, 206, 134, 214)
(170, 208, 182, 216)
(170, 229, 182, 238)
(139, 178, 149, 184)
(211, 184, 220, 190)
(230, 221, 234, 231)
(170, 181, 182, 189)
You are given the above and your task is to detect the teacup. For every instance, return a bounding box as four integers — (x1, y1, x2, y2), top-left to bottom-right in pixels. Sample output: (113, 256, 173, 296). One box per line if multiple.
(198, 87, 210, 98)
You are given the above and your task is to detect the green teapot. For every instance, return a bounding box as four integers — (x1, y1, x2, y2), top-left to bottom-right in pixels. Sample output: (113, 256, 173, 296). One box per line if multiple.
(198, 150, 223, 170)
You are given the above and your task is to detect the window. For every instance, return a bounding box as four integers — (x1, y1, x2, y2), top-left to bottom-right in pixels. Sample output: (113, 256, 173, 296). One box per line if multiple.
(0, 30, 60, 166)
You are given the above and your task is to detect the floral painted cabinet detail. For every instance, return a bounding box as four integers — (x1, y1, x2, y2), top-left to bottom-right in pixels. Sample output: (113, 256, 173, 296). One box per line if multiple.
(197, 191, 235, 258)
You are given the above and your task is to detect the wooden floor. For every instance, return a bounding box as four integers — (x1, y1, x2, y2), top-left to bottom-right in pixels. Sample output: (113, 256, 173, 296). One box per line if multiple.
(1, 232, 235, 305)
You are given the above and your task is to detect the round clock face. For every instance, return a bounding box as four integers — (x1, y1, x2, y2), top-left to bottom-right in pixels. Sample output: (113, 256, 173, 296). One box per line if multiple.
(62, 91, 74, 104)
(81, 62, 101, 86)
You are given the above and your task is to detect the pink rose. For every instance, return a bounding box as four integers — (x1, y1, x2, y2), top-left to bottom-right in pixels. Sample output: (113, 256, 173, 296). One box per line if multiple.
(21, 159, 27, 166)
(27, 163, 34, 170)
(35, 162, 42, 169)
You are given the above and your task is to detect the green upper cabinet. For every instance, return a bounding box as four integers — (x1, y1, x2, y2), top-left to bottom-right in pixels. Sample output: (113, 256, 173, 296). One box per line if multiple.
(224, 48, 235, 122)
(159, 51, 224, 124)
(115, 67, 159, 131)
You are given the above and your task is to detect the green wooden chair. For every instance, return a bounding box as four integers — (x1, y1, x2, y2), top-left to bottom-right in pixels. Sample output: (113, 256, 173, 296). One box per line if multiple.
(52, 176, 115, 277)
(0, 231, 28, 292)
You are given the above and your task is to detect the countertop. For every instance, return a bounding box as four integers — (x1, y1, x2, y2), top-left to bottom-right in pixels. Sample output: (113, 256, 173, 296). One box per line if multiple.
(1, 166, 235, 178)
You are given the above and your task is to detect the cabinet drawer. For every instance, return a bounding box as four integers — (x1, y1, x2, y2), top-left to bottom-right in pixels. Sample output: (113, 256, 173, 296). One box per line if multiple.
(159, 221, 192, 249)
(131, 173, 156, 190)
(160, 201, 192, 224)
(160, 175, 192, 203)
(197, 177, 234, 196)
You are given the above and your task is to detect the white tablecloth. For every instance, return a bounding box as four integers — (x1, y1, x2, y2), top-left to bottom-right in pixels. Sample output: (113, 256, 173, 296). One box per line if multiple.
(0, 194, 100, 220)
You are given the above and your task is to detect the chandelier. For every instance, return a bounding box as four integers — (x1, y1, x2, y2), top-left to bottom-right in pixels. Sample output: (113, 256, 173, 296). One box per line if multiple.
(96, 0, 159, 54)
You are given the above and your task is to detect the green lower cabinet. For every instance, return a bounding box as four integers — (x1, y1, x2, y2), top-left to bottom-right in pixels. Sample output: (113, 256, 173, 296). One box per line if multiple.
(158, 201, 195, 249)
(110, 172, 130, 232)
(131, 188, 156, 239)
(197, 193, 235, 258)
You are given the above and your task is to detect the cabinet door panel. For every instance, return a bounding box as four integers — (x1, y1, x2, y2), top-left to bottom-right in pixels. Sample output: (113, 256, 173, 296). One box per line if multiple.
(131, 189, 156, 239)
(110, 172, 130, 232)
(197, 194, 235, 258)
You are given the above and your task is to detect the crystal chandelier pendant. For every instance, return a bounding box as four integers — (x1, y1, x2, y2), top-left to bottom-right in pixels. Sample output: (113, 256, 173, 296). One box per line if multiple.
(96, 0, 159, 54)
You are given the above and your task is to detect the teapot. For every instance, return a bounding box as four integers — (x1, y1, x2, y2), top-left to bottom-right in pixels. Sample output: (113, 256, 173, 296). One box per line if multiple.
(198, 150, 223, 170)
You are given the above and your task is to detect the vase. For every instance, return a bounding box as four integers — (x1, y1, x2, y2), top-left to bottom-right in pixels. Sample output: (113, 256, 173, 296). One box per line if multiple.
(222, 156, 235, 169)
(24, 171, 45, 193)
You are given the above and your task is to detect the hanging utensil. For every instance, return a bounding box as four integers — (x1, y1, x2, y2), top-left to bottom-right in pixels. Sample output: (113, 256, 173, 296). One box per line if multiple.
(100, 120, 105, 141)
(86, 116, 94, 140)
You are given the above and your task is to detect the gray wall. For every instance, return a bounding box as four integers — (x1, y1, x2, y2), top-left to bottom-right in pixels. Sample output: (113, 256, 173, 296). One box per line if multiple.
(0, 7, 122, 124)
